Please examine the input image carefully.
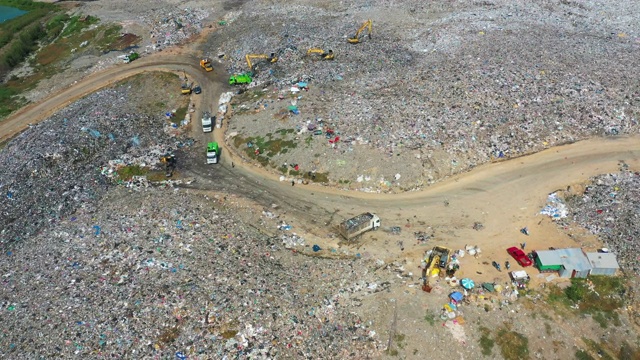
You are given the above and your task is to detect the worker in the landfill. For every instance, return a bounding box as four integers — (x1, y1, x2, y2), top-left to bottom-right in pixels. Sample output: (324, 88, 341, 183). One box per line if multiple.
(505, 260, 511, 270)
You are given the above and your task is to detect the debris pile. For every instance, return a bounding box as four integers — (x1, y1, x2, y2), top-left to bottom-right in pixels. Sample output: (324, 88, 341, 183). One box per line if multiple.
(564, 171, 640, 274)
(0, 86, 180, 245)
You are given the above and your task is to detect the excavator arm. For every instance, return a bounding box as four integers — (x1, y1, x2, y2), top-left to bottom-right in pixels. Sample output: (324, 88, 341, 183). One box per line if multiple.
(306, 48, 334, 60)
(348, 19, 372, 44)
(245, 53, 278, 71)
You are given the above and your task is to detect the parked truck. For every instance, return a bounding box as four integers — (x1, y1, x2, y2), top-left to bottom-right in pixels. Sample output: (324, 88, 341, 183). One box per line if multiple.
(338, 213, 380, 240)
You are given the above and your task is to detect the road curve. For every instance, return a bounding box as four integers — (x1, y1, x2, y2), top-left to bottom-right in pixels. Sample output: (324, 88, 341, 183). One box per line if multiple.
(0, 54, 227, 144)
(2, 53, 640, 240)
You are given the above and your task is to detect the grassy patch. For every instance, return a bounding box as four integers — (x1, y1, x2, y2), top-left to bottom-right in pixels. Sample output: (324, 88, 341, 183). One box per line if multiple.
(60, 15, 98, 38)
(479, 326, 494, 356)
(495, 328, 529, 360)
(575, 349, 595, 360)
(116, 165, 148, 181)
(146, 171, 170, 182)
(550, 276, 626, 323)
(582, 338, 615, 360)
(0, 7, 118, 119)
(393, 333, 405, 349)
(172, 105, 188, 125)
(303, 171, 330, 184)
(619, 341, 640, 359)
(232, 132, 298, 167)
(157, 326, 180, 344)
(424, 313, 436, 326)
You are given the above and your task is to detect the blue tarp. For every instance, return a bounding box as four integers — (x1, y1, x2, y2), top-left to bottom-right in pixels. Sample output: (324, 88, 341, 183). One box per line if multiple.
(449, 291, 463, 302)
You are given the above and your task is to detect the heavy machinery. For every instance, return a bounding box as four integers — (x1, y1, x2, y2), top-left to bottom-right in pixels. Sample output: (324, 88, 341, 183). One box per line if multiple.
(160, 154, 176, 177)
(306, 48, 334, 60)
(348, 19, 372, 44)
(245, 53, 278, 71)
(422, 246, 452, 291)
(181, 71, 191, 95)
(200, 58, 213, 72)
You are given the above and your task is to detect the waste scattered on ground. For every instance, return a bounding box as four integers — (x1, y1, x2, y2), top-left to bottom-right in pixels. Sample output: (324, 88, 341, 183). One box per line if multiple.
(563, 170, 640, 274)
(0, 188, 384, 358)
(540, 192, 568, 219)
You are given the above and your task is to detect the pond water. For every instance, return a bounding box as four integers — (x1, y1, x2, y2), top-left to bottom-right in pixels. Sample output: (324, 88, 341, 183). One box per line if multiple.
(0, 6, 27, 23)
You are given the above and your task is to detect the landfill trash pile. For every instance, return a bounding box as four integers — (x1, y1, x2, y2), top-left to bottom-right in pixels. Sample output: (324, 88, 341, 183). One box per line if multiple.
(143, 8, 210, 52)
(0, 85, 181, 245)
(0, 188, 383, 358)
(208, 0, 640, 186)
(540, 192, 568, 220)
(563, 171, 640, 275)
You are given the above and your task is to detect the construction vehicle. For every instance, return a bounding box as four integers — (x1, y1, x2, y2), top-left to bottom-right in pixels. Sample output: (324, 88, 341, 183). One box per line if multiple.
(348, 19, 372, 44)
(200, 58, 213, 72)
(306, 48, 334, 60)
(338, 212, 381, 240)
(206, 142, 220, 164)
(181, 71, 191, 95)
(160, 154, 176, 177)
(229, 73, 252, 85)
(245, 53, 278, 71)
(422, 246, 452, 291)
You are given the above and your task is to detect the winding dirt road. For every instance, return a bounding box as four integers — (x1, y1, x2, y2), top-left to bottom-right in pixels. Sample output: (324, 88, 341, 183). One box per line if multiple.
(3, 52, 640, 269)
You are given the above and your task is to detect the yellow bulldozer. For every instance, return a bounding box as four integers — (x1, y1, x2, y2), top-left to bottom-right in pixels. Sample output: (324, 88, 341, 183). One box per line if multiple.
(200, 58, 213, 72)
(348, 19, 372, 44)
(306, 48, 334, 60)
(245, 53, 278, 71)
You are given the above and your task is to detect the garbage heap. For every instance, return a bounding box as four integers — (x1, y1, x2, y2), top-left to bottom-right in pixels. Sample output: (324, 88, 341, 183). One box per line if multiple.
(564, 170, 640, 275)
(210, 0, 640, 179)
(0, 188, 382, 358)
(0, 86, 182, 246)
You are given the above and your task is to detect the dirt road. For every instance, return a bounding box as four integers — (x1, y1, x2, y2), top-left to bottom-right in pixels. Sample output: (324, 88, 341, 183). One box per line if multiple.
(3, 51, 639, 276)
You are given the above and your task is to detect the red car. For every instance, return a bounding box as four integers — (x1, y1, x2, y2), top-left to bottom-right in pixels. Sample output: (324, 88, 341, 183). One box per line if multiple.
(507, 247, 533, 267)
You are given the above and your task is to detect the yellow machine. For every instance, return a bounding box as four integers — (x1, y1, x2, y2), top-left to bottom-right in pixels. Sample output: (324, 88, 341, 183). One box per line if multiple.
(422, 246, 451, 290)
(200, 58, 213, 72)
(307, 48, 334, 60)
(181, 71, 191, 95)
(160, 155, 176, 177)
(348, 19, 372, 44)
(245, 53, 278, 71)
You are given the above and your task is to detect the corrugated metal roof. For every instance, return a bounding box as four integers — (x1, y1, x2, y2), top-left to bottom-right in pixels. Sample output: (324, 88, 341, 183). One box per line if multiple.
(537, 248, 591, 271)
(535, 250, 563, 265)
(586, 252, 620, 270)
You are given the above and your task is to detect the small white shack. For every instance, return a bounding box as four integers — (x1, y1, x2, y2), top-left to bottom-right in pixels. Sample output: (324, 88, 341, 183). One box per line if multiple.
(586, 252, 620, 276)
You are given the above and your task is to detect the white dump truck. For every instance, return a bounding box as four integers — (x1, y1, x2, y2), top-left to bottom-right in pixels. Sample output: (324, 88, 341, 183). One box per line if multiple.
(202, 111, 213, 133)
(338, 212, 381, 240)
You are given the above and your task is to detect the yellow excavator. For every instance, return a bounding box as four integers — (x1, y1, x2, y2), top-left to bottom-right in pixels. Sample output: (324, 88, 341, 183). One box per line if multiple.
(348, 19, 372, 44)
(245, 53, 278, 71)
(160, 154, 176, 177)
(180, 71, 191, 95)
(307, 48, 334, 60)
